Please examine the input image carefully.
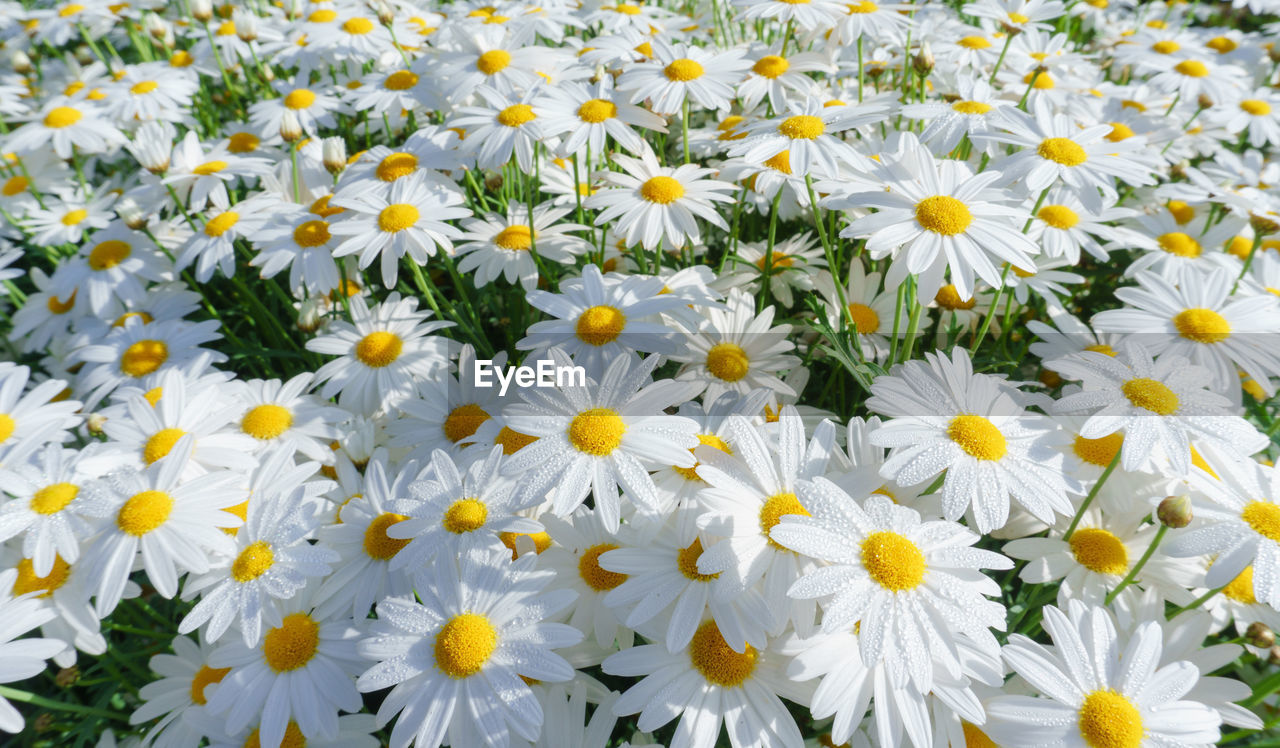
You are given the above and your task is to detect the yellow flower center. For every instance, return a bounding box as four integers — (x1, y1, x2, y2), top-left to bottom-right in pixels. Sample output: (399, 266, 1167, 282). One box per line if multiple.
(1024, 71, 1056, 89)
(1224, 566, 1257, 604)
(861, 530, 927, 590)
(1167, 201, 1195, 225)
(189, 664, 230, 706)
(192, 160, 228, 176)
(500, 530, 553, 558)
(1073, 432, 1123, 467)
(689, 620, 757, 687)
(204, 211, 240, 237)
(1157, 231, 1202, 257)
(1038, 137, 1088, 166)
(575, 305, 626, 345)
(1207, 36, 1237, 53)
(639, 175, 684, 204)
(673, 432, 732, 481)
(706, 342, 750, 382)
(947, 415, 1007, 460)
(130, 80, 159, 95)
(753, 55, 790, 79)
(263, 612, 319, 672)
(1078, 690, 1143, 748)
(284, 89, 316, 109)
(778, 114, 825, 140)
(12, 557, 71, 598)
(231, 540, 275, 582)
(354, 331, 403, 368)
(143, 427, 185, 465)
(494, 224, 534, 251)
(1175, 60, 1209, 78)
(380, 70, 418, 92)
(89, 239, 131, 271)
(935, 284, 976, 309)
(1038, 204, 1080, 229)
(577, 98, 617, 123)
(915, 195, 973, 235)
(847, 0, 877, 11)
(494, 426, 538, 454)
(292, 219, 331, 248)
(308, 8, 337, 21)
(47, 291, 76, 314)
(342, 16, 373, 33)
(243, 722, 306, 748)
(443, 403, 490, 443)
(845, 303, 880, 333)
(496, 104, 536, 127)
(476, 49, 512, 75)
(1151, 40, 1180, 54)
(376, 152, 418, 182)
(61, 209, 88, 226)
(377, 203, 419, 232)
(1106, 122, 1135, 142)
(578, 543, 626, 590)
(959, 35, 991, 49)
(434, 613, 497, 678)
(1068, 528, 1128, 575)
(44, 107, 83, 128)
(1008, 11, 1029, 22)
(30, 483, 79, 515)
(120, 339, 168, 377)
(1242, 501, 1280, 543)
(952, 100, 993, 115)
(363, 512, 410, 559)
(1122, 378, 1179, 415)
(664, 58, 704, 81)
(1241, 99, 1273, 118)
(228, 132, 260, 153)
(241, 404, 293, 440)
(568, 408, 626, 456)
(759, 492, 809, 550)
(442, 499, 488, 534)
(59, 3, 85, 16)
(677, 537, 720, 581)
(117, 490, 174, 536)
(2, 175, 29, 196)
(1173, 308, 1230, 344)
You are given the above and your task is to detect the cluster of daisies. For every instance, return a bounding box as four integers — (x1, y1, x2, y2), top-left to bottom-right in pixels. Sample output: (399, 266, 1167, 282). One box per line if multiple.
(5, 0, 1280, 746)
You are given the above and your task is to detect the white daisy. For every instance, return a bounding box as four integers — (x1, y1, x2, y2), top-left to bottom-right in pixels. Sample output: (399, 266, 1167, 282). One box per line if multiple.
(0, 568, 65, 734)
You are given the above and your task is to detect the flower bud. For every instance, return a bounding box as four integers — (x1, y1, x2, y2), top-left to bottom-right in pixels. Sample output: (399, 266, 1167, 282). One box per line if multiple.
(913, 42, 934, 76)
(1247, 622, 1275, 649)
(375, 0, 395, 26)
(296, 297, 323, 333)
(10, 50, 32, 75)
(1158, 494, 1193, 528)
(190, 0, 213, 22)
(233, 9, 259, 41)
(143, 12, 167, 40)
(999, 21, 1024, 36)
(87, 413, 108, 436)
(1250, 212, 1279, 236)
(129, 121, 174, 174)
(322, 137, 347, 175)
(114, 196, 149, 230)
(74, 44, 93, 65)
(1269, 645, 1280, 666)
(1196, 93, 1214, 111)
(280, 109, 303, 143)
(484, 172, 504, 192)
(55, 667, 80, 688)
(282, 0, 305, 20)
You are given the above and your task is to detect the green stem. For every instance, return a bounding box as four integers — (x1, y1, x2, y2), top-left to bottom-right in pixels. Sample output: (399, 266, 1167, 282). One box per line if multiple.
(1104, 524, 1168, 604)
(0, 686, 129, 723)
(1063, 450, 1121, 541)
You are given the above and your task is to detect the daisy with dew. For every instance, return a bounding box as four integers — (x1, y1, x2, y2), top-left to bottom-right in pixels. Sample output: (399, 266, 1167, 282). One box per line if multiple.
(306, 293, 453, 416)
(984, 600, 1222, 747)
(816, 262, 906, 363)
(532, 506, 636, 651)
(1049, 340, 1267, 477)
(501, 351, 702, 531)
(0, 567, 65, 734)
(329, 171, 470, 289)
(231, 372, 346, 460)
(866, 347, 1075, 533)
(356, 548, 582, 748)
(584, 144, 735, 251)
(455, 203, 592, 291)
(1028, 186, 1139, 264)
(128, 635, 226, 748)
(0, 365, 81, 465)
(834, 133, 1038, 303)
(671, 288, 801, 404)
(73, 318, 226, 407)
(725, 232, 826, 310)
(0, 445, 99, 576)
(616, 39, 751, 115)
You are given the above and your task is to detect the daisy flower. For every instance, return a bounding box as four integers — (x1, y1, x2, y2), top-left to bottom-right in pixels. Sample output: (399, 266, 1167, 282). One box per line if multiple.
(250, 204, 343, 296)
(537, 79, 668, 157)
(0, 365, 82, 465)
(671, 288, 801, 404)
(732, 97, 888, 178)
(736, 51, 833, 113)
(73, 318, 226, 406)
(1213, 88, 1280, 148)
(900, 78, 1011, 154)
(501, 351, 702, 531)
(984, 601, 1222, 748)
(430, 28, 544, 103)
(21, 188, 115, 247)
(816, 262, 906, 363)
(537, 506, 638, 651)
(231, 373, 346, 460)
(1027, 187, 1138, 264)
(161, 130, 273, 212)
(0, 567, 65, 734)
(176, 194, 274, 283)
(455, 203, 591, 291)
(616, 39, 751, 115)
(329, 171, 470, 289)
(248, 78, 341, 138)
(355, 548, 582, 748)
(584, 145, 735, 251)
(448, 85, 551, 175)
(866, 347, 1074, 533)
(306, 293, 453, 416)
(129, 635, 227, 748)
(51, 224, 170, 317)
(1148, 54, 1244, 107)
(0, 445, 100, 576)
(830, 0, 916, 44)
(3, 98, 125, 158)
(733, 0, 844, 30)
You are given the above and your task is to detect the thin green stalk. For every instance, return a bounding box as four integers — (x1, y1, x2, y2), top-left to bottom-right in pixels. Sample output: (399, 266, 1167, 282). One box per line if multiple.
(0, 686, 129, 723)
(1104, 524, 1168, 604)
(1063, 450, 1122, 541)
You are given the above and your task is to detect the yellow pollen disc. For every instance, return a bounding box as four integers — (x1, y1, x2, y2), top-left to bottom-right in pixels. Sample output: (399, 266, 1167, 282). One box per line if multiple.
(1069, 528, 1128, 575)
(130, 80, 159, 95)
(494, 426, 538, 454)
(189, 664, 230, 706)
(143, 387, 163, 407)
(689, 620, 757, 686)
(500, 530, 553, 558)
(778, 114, 825, 140)
(1024, 71, 1056, 89)
(476, 49, 512, 75)
(292, 220, 331, 248)
(263, 613, 319, 672)
(1242, 501, 1280, 543)
(89, 239, 131, 271)
(753, 55, 790, 79)
(1173, 308, 1230, 344)
(962, 722, 999, 748)
(1157, 231, 1202, 257)
(1038, 137, 1088, 166)
(308, 8, 337, 21)
(351, 331, 403, 369)
(1151, 40, 1180, 54)
(0, 414, 12, 444)
(494, 224, 534, 251)
(61, 209, 88, 226)
(377, 203, 419, 233)
(382, 71, 418, 91)
(861, 530, 927, 591)
(677, 537, 720, 581)
(952, 100, 993, 115)
(44, 107, 82, 128)
(612, 3, 642, 13)
(1224, 566, 1257, 604)
(1241, 99, 1272, 116)
(756, 253, 795, 271)
(577, 98, 617, 123)
(227, 132, 260, 153)
(706, 342, 750, 382)
(117, 490, 174, 536)
(763, 151, 793, 174)
(112, 311, 152, 328)
(664, 58, 704, 81)
(1079, 689, 1143, 748)
(442, 499, 488, 534)
(215, 20, 235, 36)
(567, 408, 626, 456)
(846, 303, 880, 333)
(759, 492, 809, 550)
(639, 175, 684, 204)
(2, 175, 29, 196)
(143, 428, 186, 465)
(13, 557, 71, 598)
(1038, 204, 1080, 229)
(121, 339, 169, 377)
(935, 284, 976, 310)
(47, 291, 76, 314)
(169, 50, 194, 67)
(846, 0, 877, 11)
(496, 104, 536, 127)
(1167, 201, 1195, 225)
(192, 160, 227, 176)
(443, 404, 490, 443)
(376, 152, 418, 182)
(578, 543, 626, 590)
(363, 513, 410, 559)
(434, 613, 497, 678)
(59, 3, 85, 17)
(204, 211, 239, 237)
(31, 483, 78, 515)
(342, 17, 373, 33)
(231, 540, 275, 582)
(915, 195, 973, 235)
(947, 415, 1007, 461)
(284, 89, 316, 110)
(241, 404, 293, 440)
(1008, 11, 1029, 22)
(1073, 432, 1123, 467)
(1106, 122, 1135, 142)
(243, 722, 306, 748)
(1175, 60, 1208, 77)
(1122, 378, 1179, 415)
(575, 305, 626, 345)
(673, 432, 732, 481)
(959, 35, 991, 49)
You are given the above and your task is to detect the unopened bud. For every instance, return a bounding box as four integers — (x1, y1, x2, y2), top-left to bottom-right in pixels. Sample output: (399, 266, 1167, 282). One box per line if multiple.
(11, 50, 32, 75)
(1169, 161, 1188, 180)
(998, 21, 1024, 36)
(280, 110, 303, 143)
(1197, 93, 1214, 110)
(1270, 46, 1280, 64)
(296, 297, 323, 332)
(87, 413, 107, 436)
(55, 667, 80, 688)
(190, 0, 213, 22)
(1269, 645, 1280, 666)
(143, 12, 167, 40)
(322, 137, 347, 175)
(484, 172, 504, 192)
(233, 10, 259, 42)
(375, 0, 395, 25)
(1158, 494, 1193, 528)
(912, 42, 934, 76)
(282, 0, 305, 20)
(1250, 212, 1280, 236)
(115, 196, 148, 230)
(1247, 622, 1276, 649)
(33, 713, 54, 733)
(74, 44, 93, 65)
